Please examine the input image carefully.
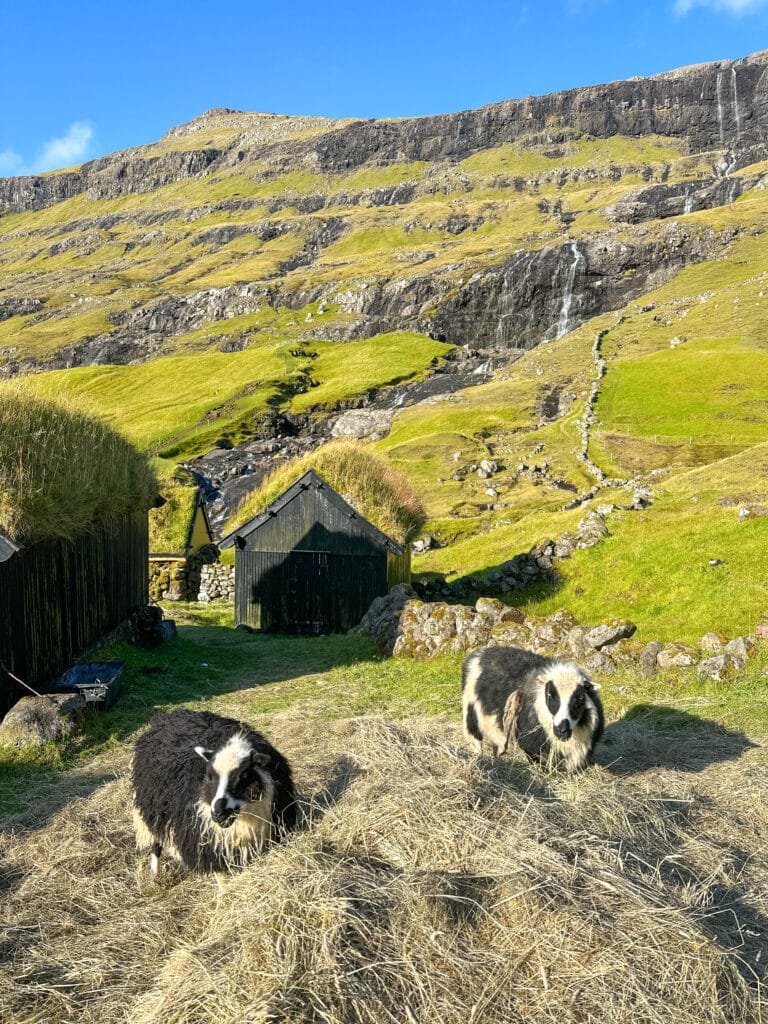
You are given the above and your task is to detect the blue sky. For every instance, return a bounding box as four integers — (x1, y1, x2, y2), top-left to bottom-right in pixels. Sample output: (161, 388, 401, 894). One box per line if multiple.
(1, 0, 767, 175)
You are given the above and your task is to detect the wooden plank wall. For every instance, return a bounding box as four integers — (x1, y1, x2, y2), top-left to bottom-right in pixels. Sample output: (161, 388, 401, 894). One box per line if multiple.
(236, 549, 389, 633)
(0, 511, 148, 711)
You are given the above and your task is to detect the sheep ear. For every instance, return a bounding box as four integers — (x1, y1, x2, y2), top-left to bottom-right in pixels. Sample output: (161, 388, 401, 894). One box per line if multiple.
(249, 750, 270, 768)
(194, 746, 214, 762)
(583, 676, 601, 691)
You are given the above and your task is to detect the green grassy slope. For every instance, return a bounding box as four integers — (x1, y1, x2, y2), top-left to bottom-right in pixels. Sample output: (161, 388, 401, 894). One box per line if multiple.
(12, 331, 451, 467)
(1, 105, 767, 645)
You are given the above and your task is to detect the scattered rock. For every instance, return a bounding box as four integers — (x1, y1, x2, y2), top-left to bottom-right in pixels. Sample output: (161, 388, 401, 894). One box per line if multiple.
(0, 694, 85, 748)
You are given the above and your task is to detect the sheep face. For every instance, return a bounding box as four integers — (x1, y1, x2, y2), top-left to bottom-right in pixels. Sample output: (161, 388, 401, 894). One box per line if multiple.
(536, 663, 599, 743)
(195, 733, 270, 829)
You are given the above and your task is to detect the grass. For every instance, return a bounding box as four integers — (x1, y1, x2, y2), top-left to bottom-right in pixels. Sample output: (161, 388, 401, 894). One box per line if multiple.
(0, 309, 116, 360)
(458, 134, 691, 178)
(0, 389, 157, 544)
(15, 331, 448, 463)
(148, 470, 200, 553)
(226, 441, 426, 545)
(290, 331, 453, 413)
(0, 605, 767, 1023)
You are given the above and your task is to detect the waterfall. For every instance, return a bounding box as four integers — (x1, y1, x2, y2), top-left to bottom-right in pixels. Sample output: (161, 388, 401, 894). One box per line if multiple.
(715, 72, 726, 147)
(555, 243, 585, 340)
(731, 67, 741, 139)
(683, 189, 694, 215)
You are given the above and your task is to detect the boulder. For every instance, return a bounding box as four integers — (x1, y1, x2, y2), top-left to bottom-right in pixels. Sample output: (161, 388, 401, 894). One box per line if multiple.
(353, 583, 418, 653)
(723, 636, 755, 670)
(583, 652, 618, 676)
(639, 641, 663, 676)
(700, 632, 727, 653)
(657, 643, 699, 670)
(584, 620, 637, 650)
(330, 408, 394, 441)
(567, 626, 593, 660)
(0, 694, 85, 748)
(696, 655, 738, 682)
(489, 623, 530, 647)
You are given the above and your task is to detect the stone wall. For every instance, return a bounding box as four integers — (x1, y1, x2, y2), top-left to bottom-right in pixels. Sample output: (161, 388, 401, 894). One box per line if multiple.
(149, 544, 219, 602)
(198, 562, 235, 603)
(355, 585, 760, 680)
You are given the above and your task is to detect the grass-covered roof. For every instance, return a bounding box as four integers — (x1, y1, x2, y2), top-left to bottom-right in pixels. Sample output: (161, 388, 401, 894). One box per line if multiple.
(0, 390, 158, 545)
(227, 441, 426, 546)
(148, 470, 201, 554)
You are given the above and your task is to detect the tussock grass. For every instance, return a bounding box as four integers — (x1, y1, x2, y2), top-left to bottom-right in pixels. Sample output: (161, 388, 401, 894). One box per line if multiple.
(0, 715, 765, 1024)
(228, 441, 426, 545)
(0, 389, 157, 544)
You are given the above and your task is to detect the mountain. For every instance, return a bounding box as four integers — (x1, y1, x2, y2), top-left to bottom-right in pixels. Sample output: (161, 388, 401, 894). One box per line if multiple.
(1, 51, 767, 640)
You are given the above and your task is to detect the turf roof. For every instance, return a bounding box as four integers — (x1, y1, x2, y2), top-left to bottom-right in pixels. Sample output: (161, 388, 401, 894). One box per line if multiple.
(226, 441, 426, 546)
(0, 390, 158, 546)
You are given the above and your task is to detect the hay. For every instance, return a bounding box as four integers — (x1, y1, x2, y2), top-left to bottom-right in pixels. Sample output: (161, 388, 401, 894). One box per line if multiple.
(0, 389, 158, 544)
(0, 716, 766, 1024)
(226, 441, 426, 546)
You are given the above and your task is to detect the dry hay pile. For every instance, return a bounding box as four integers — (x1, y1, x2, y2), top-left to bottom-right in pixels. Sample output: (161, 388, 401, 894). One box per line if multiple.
(1, 716, 766, 1024)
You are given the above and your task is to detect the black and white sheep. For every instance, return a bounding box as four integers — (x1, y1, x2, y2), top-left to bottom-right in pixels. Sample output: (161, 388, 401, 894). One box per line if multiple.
(131, 709, 297, 874)
(461, 646, 604, 771)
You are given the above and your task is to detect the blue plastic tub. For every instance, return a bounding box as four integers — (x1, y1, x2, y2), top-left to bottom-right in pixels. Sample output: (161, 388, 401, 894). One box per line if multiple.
(55, 661, 125, 712)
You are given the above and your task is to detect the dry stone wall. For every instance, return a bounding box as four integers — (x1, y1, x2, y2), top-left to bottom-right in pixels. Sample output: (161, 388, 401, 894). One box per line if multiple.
(198, 563, 236, 603)
(355, 585, 761, 680)
(149, 545, 219, 602)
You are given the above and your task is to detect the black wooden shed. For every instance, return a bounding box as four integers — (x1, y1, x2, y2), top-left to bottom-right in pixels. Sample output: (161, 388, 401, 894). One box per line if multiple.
(219, 469, 411, 633)
(0, 512, 149, 712)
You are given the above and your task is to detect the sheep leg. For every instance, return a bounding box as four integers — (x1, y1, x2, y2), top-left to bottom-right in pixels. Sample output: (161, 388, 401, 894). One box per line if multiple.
(149, 841, 162, 876)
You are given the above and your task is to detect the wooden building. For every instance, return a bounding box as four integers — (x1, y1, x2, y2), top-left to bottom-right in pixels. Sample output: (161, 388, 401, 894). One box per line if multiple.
(0, 512, 149, 712)
(0, 392, 158, 713)
(219, 469, 410, 633)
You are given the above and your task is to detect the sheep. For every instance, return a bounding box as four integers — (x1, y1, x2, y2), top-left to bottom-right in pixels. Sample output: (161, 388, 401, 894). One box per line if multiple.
(131, 708, 297, 874)
(461, 646, 604, 772)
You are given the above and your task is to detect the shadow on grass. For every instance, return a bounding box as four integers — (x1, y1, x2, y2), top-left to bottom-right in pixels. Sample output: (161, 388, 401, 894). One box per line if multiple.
(299, 753, 365, 829)
(0, 626, 378, 827)
(598, 703, 758, 775)
(413, 560, 564, 608)
(0, 760, 113, 837)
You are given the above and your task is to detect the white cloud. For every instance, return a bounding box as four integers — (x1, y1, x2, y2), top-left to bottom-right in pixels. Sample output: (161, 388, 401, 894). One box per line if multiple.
(33, 121, 94, 173)
(0, 148, 24, 175)
(675, 0, 768, 13)
(0, 121, 94, 178)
